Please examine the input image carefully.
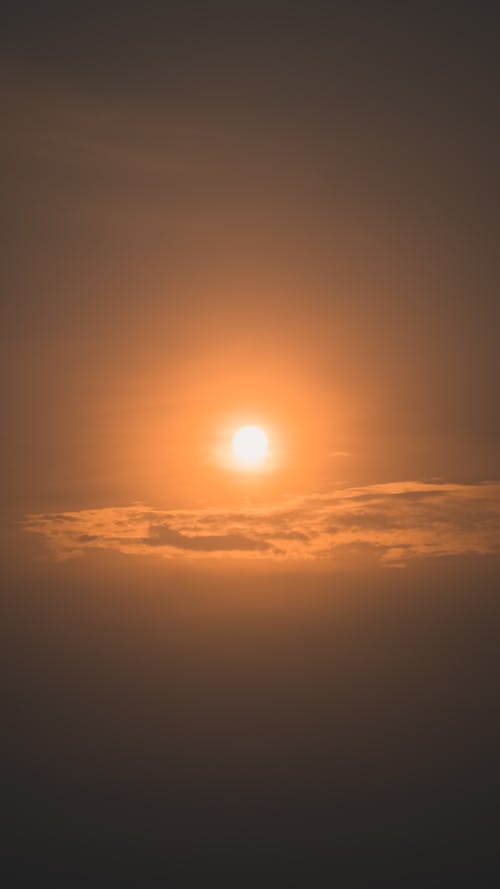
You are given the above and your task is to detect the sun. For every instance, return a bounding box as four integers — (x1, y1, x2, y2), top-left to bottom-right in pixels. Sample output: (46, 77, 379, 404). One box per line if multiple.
(232, 425, 269, 468)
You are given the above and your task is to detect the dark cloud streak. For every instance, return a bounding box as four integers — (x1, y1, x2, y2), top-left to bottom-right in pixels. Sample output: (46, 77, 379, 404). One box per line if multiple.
(143, 524, 270, 552)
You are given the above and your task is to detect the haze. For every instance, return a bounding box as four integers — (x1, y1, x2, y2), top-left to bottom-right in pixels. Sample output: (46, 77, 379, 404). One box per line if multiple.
(2, 3, 500, 883)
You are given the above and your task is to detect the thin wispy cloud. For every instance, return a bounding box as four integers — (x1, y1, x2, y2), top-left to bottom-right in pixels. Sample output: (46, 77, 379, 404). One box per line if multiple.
(24, 481, 500, 567)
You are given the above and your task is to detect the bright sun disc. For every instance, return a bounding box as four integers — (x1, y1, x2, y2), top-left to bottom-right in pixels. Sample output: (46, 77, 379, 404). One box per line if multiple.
(232, 425, 268, 467)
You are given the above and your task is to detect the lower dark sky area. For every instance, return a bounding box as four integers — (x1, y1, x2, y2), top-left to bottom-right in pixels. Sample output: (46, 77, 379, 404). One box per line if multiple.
(2, 2, 500, 883)
(4, 556, 500, 881)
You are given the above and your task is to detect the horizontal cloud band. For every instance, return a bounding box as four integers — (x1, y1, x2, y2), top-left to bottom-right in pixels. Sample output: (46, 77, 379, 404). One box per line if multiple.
(24, 481, 500, 567)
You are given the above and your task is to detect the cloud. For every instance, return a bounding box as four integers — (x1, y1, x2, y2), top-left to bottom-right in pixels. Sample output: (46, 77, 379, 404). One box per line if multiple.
(25, 481, 500, 567)
(143, 524, 271, 552)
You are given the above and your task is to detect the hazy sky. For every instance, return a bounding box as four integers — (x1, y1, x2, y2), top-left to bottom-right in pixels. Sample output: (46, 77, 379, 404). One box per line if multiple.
(2, 3, 500, 880)
(2, 3, 499, 522)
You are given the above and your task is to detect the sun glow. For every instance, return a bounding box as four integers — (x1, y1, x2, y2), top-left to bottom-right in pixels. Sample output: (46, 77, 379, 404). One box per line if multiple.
(232, 425, 269, 468)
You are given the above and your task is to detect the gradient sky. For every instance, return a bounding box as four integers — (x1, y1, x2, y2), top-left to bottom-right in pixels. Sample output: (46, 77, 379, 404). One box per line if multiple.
(2, 3, 500, 881)
(3, 3, 499, 521)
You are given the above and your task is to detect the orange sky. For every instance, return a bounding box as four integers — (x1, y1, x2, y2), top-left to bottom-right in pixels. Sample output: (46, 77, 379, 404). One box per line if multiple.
(1, 12, 499, 561)
(3, 8, 500, 879)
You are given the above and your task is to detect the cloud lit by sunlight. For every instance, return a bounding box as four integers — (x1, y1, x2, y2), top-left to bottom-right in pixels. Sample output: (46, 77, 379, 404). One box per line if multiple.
(25, 481, 500, 567)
